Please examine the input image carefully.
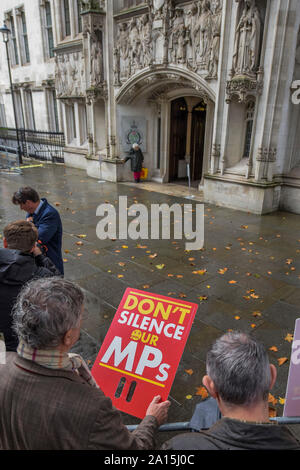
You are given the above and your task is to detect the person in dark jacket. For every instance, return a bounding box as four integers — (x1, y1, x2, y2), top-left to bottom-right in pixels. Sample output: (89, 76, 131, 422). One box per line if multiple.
(123, 143, 144, 183)
(162, 331, 300, 450)
(12, 186, 64, 275)
(0, 220, 61, 352)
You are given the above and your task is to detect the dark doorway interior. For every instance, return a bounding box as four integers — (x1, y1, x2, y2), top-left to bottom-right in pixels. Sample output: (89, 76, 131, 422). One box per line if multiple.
(169, 97, 187, 182)
(169, 97, 206, 184)
(190, 100, 206, 182)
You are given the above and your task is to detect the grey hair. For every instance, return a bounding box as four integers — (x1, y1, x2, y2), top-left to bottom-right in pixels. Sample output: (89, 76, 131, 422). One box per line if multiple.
(206, 331, 271, 406)
(12, 277, 84, 349)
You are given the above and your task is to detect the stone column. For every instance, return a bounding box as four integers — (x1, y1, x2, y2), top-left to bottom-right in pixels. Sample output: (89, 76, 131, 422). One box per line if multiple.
(209, 0, 234, 175)
(252, 0, 293, 183)
(184, 104, 193, 163)
(105, 0, 118, 159)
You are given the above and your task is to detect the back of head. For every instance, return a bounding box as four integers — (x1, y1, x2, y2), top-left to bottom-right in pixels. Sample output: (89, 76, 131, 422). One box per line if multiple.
(12, 187, 40, 205)
(13, 277, 84, 350)
(206, 331, 271, 407)
(4, 220, 38, 253)
(132, 143, 139, 150)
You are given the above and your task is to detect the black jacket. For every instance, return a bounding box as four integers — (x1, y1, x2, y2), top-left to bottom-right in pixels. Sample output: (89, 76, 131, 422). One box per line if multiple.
(124, 148, 144, 172)
(161, 417, 300, 450)
(0, 248, 61, 352)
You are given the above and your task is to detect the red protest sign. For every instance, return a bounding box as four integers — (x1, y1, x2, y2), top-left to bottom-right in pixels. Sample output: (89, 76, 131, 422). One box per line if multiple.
(91, 288, 198, 419)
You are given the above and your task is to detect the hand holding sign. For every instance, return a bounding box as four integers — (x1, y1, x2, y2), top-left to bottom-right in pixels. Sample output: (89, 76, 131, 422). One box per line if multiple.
(146, 395, 171, 426)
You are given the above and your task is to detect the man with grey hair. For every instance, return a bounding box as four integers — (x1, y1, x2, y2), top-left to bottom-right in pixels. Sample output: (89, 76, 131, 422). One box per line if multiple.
(0, 277, 170, 450)
(162, 331, 300, 450)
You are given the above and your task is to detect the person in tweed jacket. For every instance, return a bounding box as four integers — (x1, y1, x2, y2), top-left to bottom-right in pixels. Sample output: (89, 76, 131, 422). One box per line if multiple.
(0, 277, 170, 450)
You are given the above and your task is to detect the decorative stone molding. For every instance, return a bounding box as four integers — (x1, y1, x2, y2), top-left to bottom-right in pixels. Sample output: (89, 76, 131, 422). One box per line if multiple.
(256, 147, 277, 163)
(226, 68, 263, 103)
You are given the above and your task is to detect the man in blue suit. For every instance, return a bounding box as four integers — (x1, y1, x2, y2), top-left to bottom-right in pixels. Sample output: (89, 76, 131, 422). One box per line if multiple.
(12, 187, 64, 275)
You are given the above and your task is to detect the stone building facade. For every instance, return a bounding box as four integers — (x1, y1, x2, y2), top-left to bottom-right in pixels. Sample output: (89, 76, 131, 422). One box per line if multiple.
(0, 0, 300, 214)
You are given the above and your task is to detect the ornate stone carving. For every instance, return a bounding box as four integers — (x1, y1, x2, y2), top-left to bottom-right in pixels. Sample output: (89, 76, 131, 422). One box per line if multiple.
(55, 52, 86, 98)
(114, 0, 224, 86)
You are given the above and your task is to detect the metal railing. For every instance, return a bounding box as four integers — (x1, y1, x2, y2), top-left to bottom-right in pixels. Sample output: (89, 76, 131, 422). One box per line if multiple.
(0, 127, 65, 163)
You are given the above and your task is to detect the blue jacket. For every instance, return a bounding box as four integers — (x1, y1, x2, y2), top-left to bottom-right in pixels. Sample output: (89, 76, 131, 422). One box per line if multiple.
(27, 198, 64, 275)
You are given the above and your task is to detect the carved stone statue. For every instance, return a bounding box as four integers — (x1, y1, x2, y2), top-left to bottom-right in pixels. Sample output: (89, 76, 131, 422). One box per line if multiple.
(169, 7, 185, 62)
(233, 0, 261, 76)
(186, 2, 199, 66)
(196, 0, 212, 65)
(117, 22, 129, 61)
(90, 32, 103, 86)
(128, 18, 141, 69)
(207, 0, 222, 78)
(140, 14, 153, 67)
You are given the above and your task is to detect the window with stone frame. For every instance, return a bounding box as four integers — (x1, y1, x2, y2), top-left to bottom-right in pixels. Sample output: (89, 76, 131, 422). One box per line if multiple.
(6, 12, 19, 66)
(76, 0, 83, 35)
(16, 7, 30, 65)
(0, 96, 7, 128)
(65, 102, 77, 144)
(47, 89, 60, 132)
(62, 0, 71, 38)
(78, 102, 88, 145)
(40, 0, 55, 60)
(61, 0, 83, 40)
(243, 101, 255, 158)
(14, 90, 25, 128)
(23, 89, 36, 129)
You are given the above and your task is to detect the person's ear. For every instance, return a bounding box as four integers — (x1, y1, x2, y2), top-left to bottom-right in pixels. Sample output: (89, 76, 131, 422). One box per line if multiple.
(269, 364, 277, 390)
(202, 375, 217, 399)
(3, 238, 8, 248)
(62, 329, 74, 348)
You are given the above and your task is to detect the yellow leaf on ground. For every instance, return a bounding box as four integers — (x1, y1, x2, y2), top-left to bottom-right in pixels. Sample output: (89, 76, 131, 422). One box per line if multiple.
(278, 357, 288, 366)
(193, 269, 207, 275)
(234, 316, 240, 320)
(218, 268, 228, 275)
(279, 397, 286, 405)
(76, 241, 84, 246)
(185, 369, 194, 376)
(77, 234, 87, 238)
(268, 393, 278, 406)
(195, 387, 209, 399)
(269, 346, 278, 352)
(285, 333, 294, 343)
(252, 311, 262, 317)
(198, 296, 208, 301)
(156, 264, 165, 270)
(229, 280, 237, 284)
(185, 395, 193, 400)
(269, 407, 277, 418)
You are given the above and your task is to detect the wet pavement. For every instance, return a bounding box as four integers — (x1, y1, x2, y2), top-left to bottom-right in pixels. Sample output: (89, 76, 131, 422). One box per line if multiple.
(1, 163, 300, 445)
